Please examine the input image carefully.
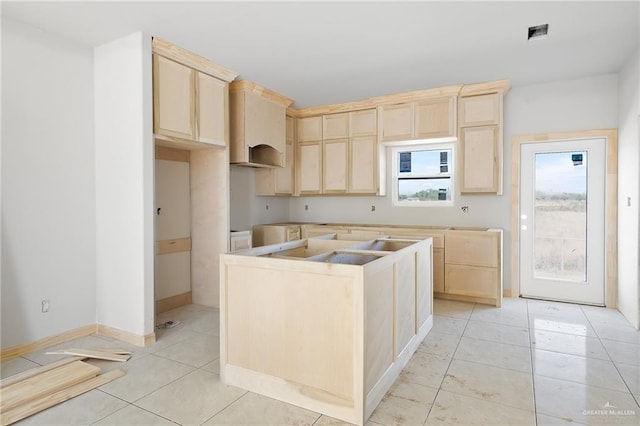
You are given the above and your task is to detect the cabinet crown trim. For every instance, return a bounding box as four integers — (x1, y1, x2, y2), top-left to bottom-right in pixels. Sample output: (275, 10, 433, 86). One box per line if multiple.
(152, 37, 238, 82)
(288, 80, 510, 118)
(459, 79, 511, 96)
(230, 80, 293, 107)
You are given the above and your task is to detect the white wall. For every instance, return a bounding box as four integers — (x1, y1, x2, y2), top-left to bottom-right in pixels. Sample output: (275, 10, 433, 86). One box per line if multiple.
(617, 48, 640, 328)
(230, 166, 289, 231)
(1, 18, 96, 348)
(503, 74, 619, 296)
(286, 74, 620, 297)
(94, 33, 154, 339)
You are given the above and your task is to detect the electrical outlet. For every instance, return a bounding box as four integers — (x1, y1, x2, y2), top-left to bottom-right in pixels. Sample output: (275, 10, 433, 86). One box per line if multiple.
(41, 299, 50, 313)
(305, 205, 309, 211)
(461, 206, 470, 213)
(371, 205, 376, 212)
(265, 204, 269, 211)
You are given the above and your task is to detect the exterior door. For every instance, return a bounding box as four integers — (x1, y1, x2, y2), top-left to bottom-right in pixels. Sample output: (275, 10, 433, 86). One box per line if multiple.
(519, 138, 606, 305)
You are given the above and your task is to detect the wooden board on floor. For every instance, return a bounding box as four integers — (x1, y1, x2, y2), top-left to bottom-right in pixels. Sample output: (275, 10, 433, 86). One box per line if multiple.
(44, 349, 130, 362)
(0, 357, 84, 389)
(0, 361, 100, 412)
(0, 369, 125, 426)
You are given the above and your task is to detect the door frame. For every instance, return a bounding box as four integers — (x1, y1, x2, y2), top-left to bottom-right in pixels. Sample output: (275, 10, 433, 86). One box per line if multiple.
(511, 129, 618, 307)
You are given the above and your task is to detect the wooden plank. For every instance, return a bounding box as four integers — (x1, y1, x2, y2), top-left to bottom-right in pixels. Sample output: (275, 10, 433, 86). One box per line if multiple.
(88, 349, 132, 355)
(0, 325, 96, 362)
(45, 349, 130, 362)
(156, 238, 191, 255)
(0, 361, 100, 412)
(0, 369, 125, 426)
(45, 348, 132, 356)
(0, 357, 83, 390)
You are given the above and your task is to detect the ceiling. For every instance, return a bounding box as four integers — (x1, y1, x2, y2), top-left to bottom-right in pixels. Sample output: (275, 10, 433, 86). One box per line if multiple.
(3, 1, 638, 108)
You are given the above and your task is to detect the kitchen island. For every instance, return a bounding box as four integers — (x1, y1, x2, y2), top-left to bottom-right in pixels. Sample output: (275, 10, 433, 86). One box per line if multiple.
(219, 235, 433, 425)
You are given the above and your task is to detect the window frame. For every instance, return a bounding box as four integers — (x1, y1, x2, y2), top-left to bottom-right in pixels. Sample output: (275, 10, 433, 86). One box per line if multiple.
(390, 140, 456, 207)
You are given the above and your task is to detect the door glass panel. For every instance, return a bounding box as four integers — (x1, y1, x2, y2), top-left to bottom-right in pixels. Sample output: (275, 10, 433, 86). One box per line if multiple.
(533, 152, 587, 282)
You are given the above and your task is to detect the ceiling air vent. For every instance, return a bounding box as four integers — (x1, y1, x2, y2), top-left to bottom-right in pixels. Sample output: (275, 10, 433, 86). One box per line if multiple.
(528, 24, 549, 40)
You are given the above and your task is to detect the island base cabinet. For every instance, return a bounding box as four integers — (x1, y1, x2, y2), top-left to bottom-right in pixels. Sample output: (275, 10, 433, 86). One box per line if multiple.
(220, 237, 433, 425)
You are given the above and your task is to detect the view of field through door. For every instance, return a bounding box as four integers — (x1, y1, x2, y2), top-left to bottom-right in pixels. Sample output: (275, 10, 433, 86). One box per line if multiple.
(519, 138, 606, 305)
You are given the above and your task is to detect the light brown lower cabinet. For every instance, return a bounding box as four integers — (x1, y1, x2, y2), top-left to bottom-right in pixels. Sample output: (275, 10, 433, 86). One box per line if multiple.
(297, 223, 501, 306)
(220, 236, 433, 426)
(443, 229, 502, 306)
(252, 224, 301, 247)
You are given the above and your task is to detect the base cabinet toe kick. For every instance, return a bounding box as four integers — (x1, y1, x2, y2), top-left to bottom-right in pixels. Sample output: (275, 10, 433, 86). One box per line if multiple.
(220, 236, 434, 425)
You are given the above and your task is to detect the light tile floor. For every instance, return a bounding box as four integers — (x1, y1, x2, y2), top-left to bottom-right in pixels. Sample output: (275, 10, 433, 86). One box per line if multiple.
(3, 298, 640, 425)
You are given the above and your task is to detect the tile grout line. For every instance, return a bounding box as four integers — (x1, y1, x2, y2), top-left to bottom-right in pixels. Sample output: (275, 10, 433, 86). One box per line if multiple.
(525, 298, 541, 426)
(580, 304, 640, 410)
(421, 302, 476, 426)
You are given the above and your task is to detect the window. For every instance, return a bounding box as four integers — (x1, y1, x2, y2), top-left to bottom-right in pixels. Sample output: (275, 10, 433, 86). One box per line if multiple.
(392, 143, 454, 206)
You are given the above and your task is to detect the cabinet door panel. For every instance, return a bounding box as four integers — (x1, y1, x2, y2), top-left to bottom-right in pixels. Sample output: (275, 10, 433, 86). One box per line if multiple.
(196, 72, 226, 146)
(459, 93, 500, 126)
(445, 264, 497, 299)
(460, 126, 499, 193)
(274, 143, 294, 194)
(445, 231, 499, 267)
(415, 97, 455, 138)
(323, 113, 349, 140)
(298, 116, 323, 142)
(323, 139, 348, 193)
(154, 55, 195, 140)
(297, 142, 322, 194)
(349, 109, 377, 137)
(433, 248, 445, 293)
(349, 135, 377, 194)
(380, 103, 413, 141)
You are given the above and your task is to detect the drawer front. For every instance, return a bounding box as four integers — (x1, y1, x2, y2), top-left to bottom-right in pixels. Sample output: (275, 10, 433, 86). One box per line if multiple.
(445, 231, 498, 267)
(445, 264, 497, 299)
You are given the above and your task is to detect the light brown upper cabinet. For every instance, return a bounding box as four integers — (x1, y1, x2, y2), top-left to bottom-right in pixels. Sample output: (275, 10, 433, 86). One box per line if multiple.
(296, 140, 323, 195)
(323, 138, 348, 193)
(296, 109, 378, 196)
(379, 102, 413, 142)
(255, 116, 296, 196)
(379, 96, 456, 142)
(323, 113, 349, 140)
(415, 97, 456, 139)
(296, 116, 323, 195)
(229, 80, 293, 167)
(153, 54, 227, 147)
(298, 116, 323, 143)
(457, 82, 509, 195)
(349, 135, 377, 194)
(459, 126, 499, 193)
(459, 93, 500, 127)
